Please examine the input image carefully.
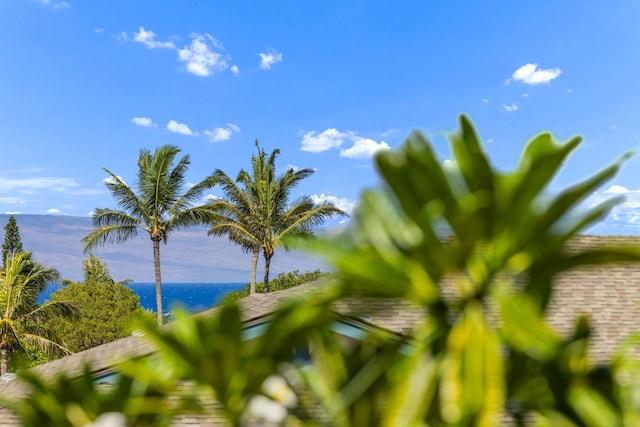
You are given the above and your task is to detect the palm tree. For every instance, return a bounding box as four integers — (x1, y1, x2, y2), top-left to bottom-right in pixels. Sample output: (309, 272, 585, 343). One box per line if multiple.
(82, 145, 217, 325)
(258, 168, 346, 293)
(0, 252, 77, 374)
(207, 170, 262, 294)
(207, 144, 280, 294)
(64, 253, 132, 288)
(210, 142, 346, 293)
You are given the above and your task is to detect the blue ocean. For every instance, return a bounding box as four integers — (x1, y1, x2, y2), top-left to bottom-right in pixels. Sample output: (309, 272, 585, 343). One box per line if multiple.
(39, 282, 246, 314)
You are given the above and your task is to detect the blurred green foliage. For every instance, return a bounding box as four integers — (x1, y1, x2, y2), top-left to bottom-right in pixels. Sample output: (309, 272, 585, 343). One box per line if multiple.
(4, 115, 640, 426)
(221, 270, 329, 304)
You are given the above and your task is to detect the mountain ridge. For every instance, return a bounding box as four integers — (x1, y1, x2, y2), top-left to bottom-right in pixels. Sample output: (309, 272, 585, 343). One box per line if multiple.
(0, 214, 327, 283)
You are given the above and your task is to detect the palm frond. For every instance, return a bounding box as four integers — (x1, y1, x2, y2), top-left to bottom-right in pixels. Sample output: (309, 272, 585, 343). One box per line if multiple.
(102, 168, 147, 221)
(82, 223, 138, 252)
(209, 220, 261, 251)
(164, 205, 219, 233)
(170, 173, 218, 216)
(138, 145, 182, 216)
(20, 333, 72, 359)
(27, 300, 80, 324)
(0, 252, 70, 370)
(0, 318, 22, 351)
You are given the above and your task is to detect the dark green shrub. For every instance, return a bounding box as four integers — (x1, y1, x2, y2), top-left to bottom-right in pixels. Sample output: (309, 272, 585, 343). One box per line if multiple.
(221, 270, 329, 304)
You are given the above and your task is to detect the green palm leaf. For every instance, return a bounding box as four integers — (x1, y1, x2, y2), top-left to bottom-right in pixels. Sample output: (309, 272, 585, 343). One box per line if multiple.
(83, 145, 218, 325)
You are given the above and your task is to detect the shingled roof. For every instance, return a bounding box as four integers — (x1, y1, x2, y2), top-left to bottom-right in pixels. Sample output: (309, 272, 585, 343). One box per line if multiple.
(1, 234, 639, 426)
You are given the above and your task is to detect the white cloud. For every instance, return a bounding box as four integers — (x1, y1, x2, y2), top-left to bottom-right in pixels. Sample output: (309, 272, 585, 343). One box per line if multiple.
(339, 138, 390, 159)
(442, 159, 458, 171)
(0, 196, 26, 205)
(482, 98, 489, 106)
(579, 185, 640, 234)
(310, 193, 357, 215)
(95, 28, 104, 34)
(37, 0, 69, 8)
(508, 63, 562, 85)
(522, 93, 529, 98)
(0, 177, 80, 193)
(611, 124, 618, 130)
(208, 128, 231, 141)
(178, 33, 229, 76)
(301, 128, 390, 159)
(123, 28, 238, 78)
(47, 208, 61, 214)
(0, 196, 27, 208)
(258, 48, 283, 70)
(203, 194, 221, 201)
(133, 26, 175, 49)
(167, 120, 196, 136)
(204, 123, 241, 142)
(379, 128, 399, 138)
(103, 176, 126, 186)
(301, 129, 350, 153)
(604, 185, 637, 194)
(501, 103, 518, 112)
(131, 116, 155, 127)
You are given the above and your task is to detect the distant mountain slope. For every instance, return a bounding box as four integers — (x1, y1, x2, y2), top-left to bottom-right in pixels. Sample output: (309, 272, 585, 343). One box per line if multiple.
(0, 214, 328, 283)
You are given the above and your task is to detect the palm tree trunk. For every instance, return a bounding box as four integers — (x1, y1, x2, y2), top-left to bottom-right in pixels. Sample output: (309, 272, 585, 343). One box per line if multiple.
(263, 251, 273, 294)
(250, 248, 259, 294)
(153, 238, 163, 326)
(0, 346, 7, 375)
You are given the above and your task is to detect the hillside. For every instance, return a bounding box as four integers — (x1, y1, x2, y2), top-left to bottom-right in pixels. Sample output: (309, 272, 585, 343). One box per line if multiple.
(0, 214, 328, 283)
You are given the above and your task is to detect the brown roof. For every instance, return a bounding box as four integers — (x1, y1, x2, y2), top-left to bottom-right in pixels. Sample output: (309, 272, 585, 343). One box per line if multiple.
(1, 234, 640, 425)
(548, 235, 640, 363)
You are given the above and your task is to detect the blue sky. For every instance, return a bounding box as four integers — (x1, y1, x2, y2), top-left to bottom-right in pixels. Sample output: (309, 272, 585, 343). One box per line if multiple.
(2, 1, 640, 234)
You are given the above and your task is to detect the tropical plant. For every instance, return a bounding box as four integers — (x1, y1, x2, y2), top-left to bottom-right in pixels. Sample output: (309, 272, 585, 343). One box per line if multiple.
(82, 145, 217, 325)
(296, 115, 640, 425)
(207, 144, 275, 294)
(6, 115, 640, 426)
(2, 215, 23, 268)
(44, 255, 151, 352)
(79, 252, 116, 284)
(3, 361, 189, 427)
(210, 142, 345, 293)
(0, 251, 77, 375)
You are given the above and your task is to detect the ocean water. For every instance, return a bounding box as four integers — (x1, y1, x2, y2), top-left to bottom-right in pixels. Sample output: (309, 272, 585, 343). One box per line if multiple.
(39, 282, 246, 314)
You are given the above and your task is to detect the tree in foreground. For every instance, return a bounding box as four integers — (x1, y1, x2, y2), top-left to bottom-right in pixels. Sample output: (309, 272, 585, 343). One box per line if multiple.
(8, 115, 640, 425)
(82, 145, 217, 325)
(0, 252, 76, 375)
(44, 254, 150, 353)
(2, 216, 23, 268)
(210, 142, 345, 293)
